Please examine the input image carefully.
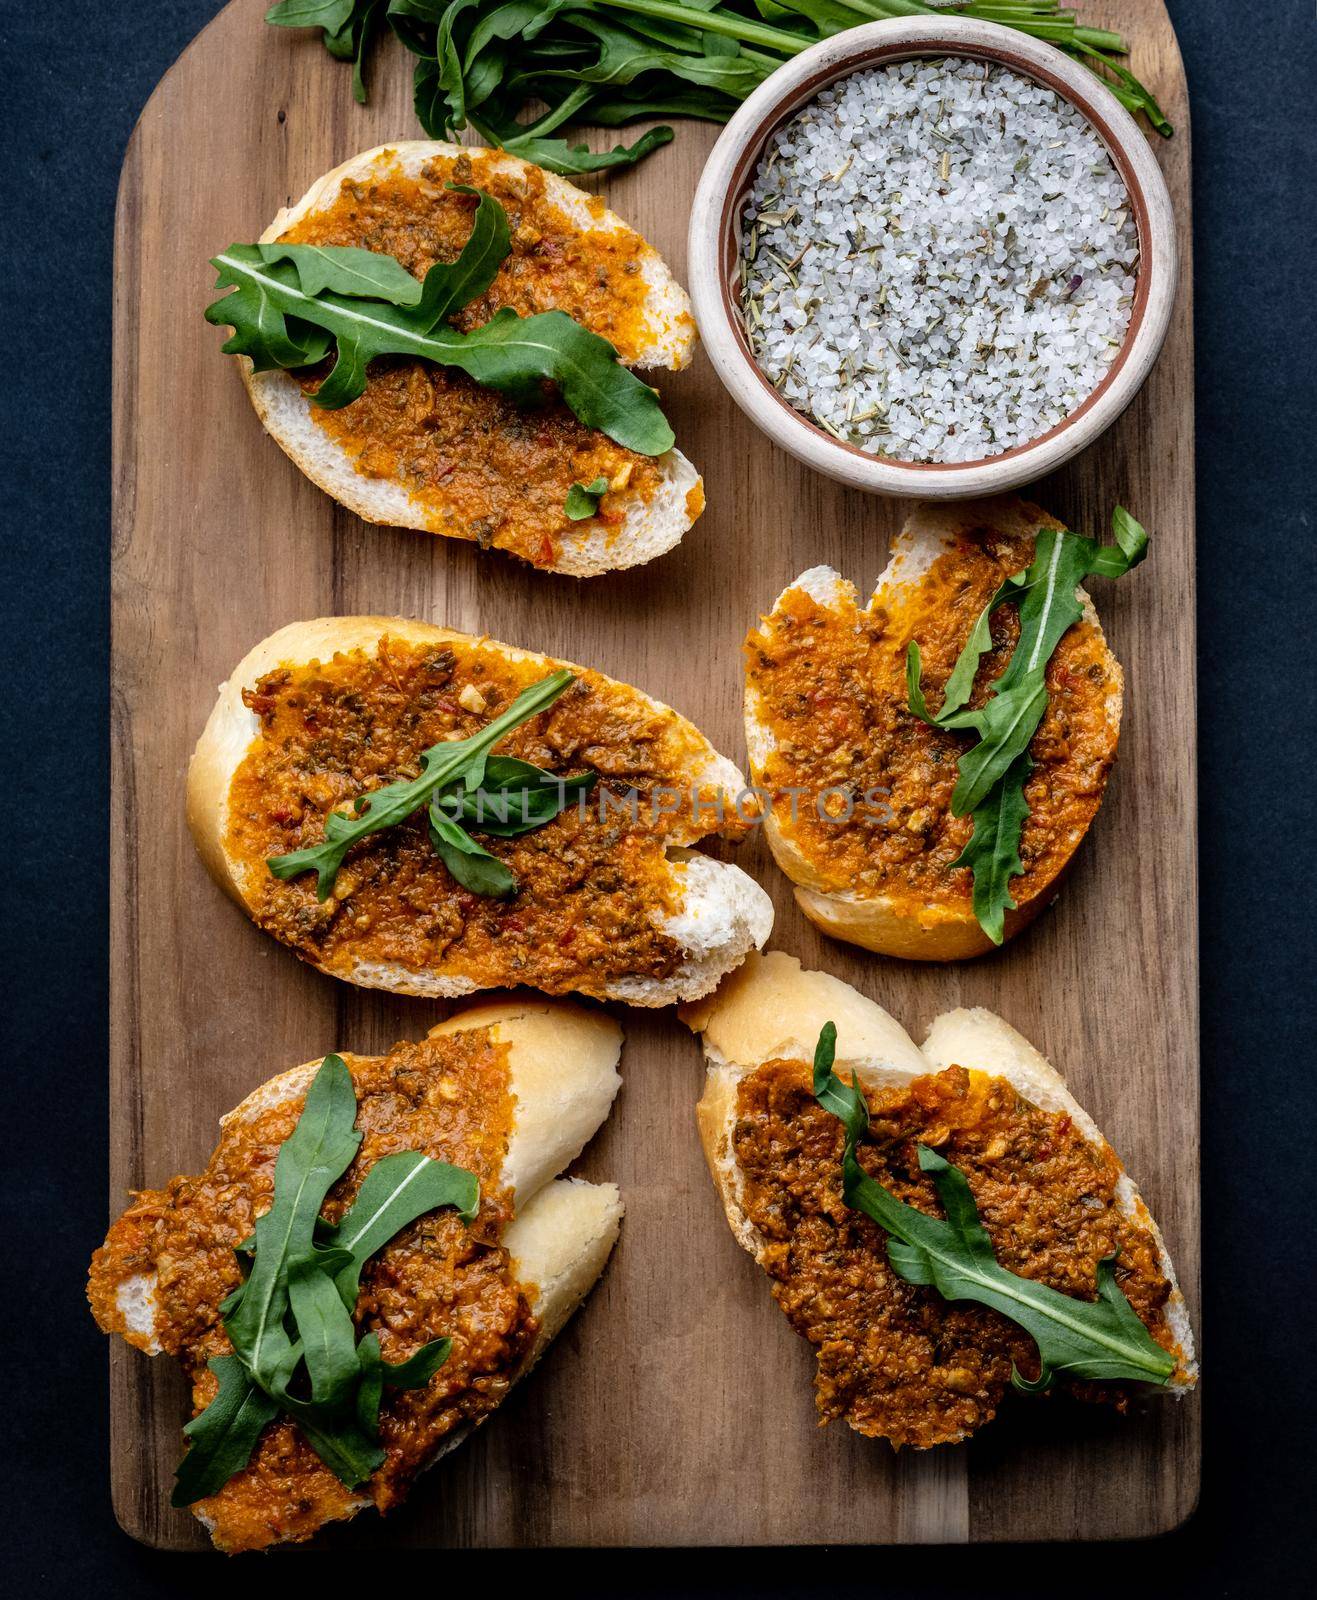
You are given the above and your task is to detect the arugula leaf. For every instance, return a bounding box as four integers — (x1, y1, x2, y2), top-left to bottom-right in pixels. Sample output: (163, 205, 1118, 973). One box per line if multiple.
(453, 44, 681, 167)
(268, 0, 385, 102)
(565, 476, 609, 519)
(809, 1019, 850, 1123)
(585, 87, 739, 127)
(906, 509, 1149, 942)
(223, 1055, 362, 1390)
(491, 123, 675, 176)
(811, 1025, 1176, 1391)
(413, 183, 511, 323)
(267, 668, 574, 898)
(287, 1255, 363, 1407)
(946, 751, 1033, 947)
(330, 1150, 480, 1308)
(429, 805, 519, 898)
(277, 1395, 387, 1486)
(255, 241, 425, 303)
(424, 756, 596, 895)
(421, 305, 675, 451)
(266, 0, 358, 31)
(354, 1330, 454, 1435)
(206, 190, 673, 454)
(453, 757, 596, 834)
(529, 14, 774, 99)
(906, 563, 1033, 728)
(171, 1356, 279, 1507)
(942, 677, 1049, 819)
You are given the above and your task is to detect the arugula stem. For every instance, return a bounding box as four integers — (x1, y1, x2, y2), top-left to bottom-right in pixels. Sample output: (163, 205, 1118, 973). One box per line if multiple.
(591, 0, 811, 55)
(1072, 26, 1127, 51)
(518, 81, 595, 137)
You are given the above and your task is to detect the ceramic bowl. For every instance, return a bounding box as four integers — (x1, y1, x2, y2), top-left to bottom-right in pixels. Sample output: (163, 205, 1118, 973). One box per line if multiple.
(687, 16, 1176, 498)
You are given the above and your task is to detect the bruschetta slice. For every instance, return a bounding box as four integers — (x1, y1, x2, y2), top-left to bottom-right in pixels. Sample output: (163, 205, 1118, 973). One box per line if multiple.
(684, 952, 1196, 1449)
(89, 1000, 624, 1552)
(188, 617, 772, 1004)
(744, 497, 1125, 959)
(242, 141, 702, 574)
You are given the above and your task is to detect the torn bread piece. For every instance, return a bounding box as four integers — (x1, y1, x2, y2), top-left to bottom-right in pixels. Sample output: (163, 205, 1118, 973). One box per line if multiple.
(188, 617, 773, 1005)
(89, 1000, 624, 1552)
(744, 497, 1124, 959)
(684, 952, 1196, 1449)
(243, 142, 702, 574)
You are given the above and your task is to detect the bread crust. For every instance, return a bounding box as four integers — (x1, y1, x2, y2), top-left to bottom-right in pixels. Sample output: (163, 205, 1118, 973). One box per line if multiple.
(187, 617, 773, 1005)
(685, 952, 1197, 1404)
(744, 497, 1123, 960)
(240, 142, 702, 575)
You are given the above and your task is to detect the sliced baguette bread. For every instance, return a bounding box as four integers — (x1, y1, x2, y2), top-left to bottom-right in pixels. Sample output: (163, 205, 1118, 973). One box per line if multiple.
(744, 497, 1124, 960)
(684, 952, 1196, 1448)
(89, 999, 624, 1552)
(188, 617, 773, 1005)
(243, 142, 702, 575)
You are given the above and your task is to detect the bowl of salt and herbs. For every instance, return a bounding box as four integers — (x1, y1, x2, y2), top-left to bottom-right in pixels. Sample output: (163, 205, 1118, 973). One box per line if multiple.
(687, 15, 1175, 498)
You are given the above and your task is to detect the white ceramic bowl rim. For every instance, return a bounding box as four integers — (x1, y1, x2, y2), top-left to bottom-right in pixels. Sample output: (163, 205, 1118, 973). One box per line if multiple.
(686, 16, 1177, 499)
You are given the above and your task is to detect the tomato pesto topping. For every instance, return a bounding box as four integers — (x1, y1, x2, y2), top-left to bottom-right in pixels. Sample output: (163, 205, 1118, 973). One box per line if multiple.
(733, 1059, 1177, 1449)
(88, 1030, 535, 1553)
(225, 636, 749, 997)
(278, 151, 684, 567)
(745, 524, 1119, 916)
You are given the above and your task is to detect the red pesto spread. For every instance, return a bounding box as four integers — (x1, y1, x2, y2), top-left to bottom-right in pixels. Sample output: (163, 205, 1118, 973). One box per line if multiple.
(225, 635, 752, 997)
(88, 1029, 535, 1553)
(279, 150, 696, 567)
(732, 1059, 1179, 1448)
(745, 523, 1119, 916)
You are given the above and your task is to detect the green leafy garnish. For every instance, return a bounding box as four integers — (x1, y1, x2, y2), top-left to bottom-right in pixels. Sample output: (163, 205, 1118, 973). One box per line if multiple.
(267, 0, 387, 102)
(428, 803, 518, 899)
(488, 123, 675, 179)
(267, 668, 595, 900)
(172, 1055, 480, 1506)
(269, 2, 1171, 177)
(328, 1149, 480, 1307)
(810, 1023, 1176, 1393)
(906, 508, 1149, 944)
(205, 185, 674, 455)
(171, 1355, 280, 1507)
(450, 756, 597, 835)
(252, 241, 428, 304)
(353, 1330, 454, 1436)
(221, 1054, 364, 1394)
(565, 476, 609, 520)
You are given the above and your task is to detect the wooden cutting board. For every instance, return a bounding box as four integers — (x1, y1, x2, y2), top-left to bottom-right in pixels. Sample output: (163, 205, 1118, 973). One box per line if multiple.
(110, 0, 1198, 1549)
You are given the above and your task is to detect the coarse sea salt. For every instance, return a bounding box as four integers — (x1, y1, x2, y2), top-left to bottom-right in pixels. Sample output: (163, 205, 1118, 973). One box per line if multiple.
(740, 57, 1139, 464)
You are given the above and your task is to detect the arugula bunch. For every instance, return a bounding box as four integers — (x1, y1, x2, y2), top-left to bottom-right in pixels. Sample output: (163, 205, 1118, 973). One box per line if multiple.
(811, 1023, 1176, 1392)
(205, 183, 674, 455)
(174, 1055, 481, 1505)
(268, 667, 596, 901)
(906, 507, 1148, 944)
(268, 1, 1171, 178)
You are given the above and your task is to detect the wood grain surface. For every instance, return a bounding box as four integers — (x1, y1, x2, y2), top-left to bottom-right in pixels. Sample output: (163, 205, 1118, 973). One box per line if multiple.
(109, 0, 1198, 1549)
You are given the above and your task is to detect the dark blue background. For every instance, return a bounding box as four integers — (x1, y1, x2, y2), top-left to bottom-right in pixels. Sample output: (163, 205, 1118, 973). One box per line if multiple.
(2, 2, 1311, 1591)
